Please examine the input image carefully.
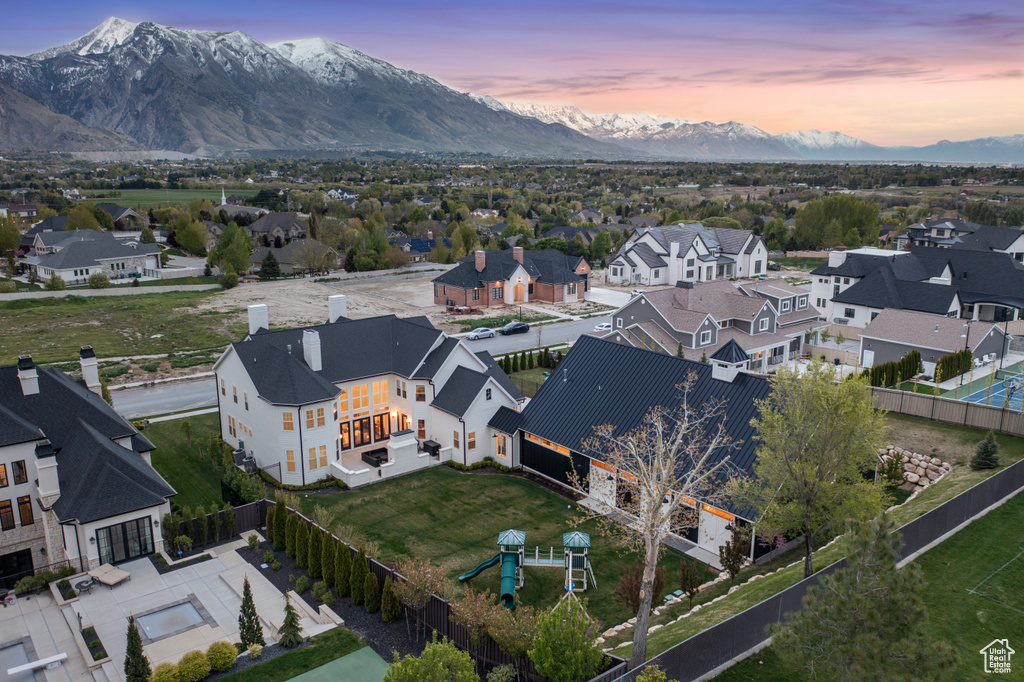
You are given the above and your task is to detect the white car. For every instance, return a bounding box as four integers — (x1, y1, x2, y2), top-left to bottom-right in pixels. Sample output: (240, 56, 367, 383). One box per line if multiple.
(466, 327, 495, 340)
(593, 322, 612, 332)
(631, 289, 646, 297)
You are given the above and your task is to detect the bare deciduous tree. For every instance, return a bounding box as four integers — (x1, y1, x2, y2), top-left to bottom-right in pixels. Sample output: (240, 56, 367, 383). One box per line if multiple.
(572, 373, 739, 668)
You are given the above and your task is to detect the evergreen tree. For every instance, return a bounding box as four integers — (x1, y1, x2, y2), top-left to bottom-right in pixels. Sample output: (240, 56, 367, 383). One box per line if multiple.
(273, 499, 286, 551)
(699, 351, 708, 364)
(286, 513, 298, 559)
(336, 542, 352, 597)
(260, 250, 281, 278)
(322, 534, 337, 589)
(295, 521, 309, 570)
(676, 342, 684, 359)
(277, 593, 303, 648)
(308, 526, 323, 579)
(773, 514, 957, 680)
(350, 548, 368, 605)
(238, 576, 265, 648)
(527, 351, 535, 369)
(364, 570, 381, 613)
(381, 576, 401, 623)
(528, 594, 604, 682)
(512, 353, 520, 372)
(971, 432, 1000, 470)
(124, 615, 151, 682)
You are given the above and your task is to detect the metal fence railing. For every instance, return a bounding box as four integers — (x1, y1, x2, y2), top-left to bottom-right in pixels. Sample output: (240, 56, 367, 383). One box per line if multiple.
(612, 457, 1024, 682)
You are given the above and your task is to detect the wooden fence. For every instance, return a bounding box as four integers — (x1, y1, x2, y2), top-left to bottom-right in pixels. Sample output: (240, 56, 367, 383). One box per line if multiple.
(869, 386, 1024, 437)
(264, 500, 627, 682)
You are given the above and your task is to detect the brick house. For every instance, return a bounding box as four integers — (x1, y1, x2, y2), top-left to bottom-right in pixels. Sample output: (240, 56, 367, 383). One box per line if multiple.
(432, 247, 590, 307)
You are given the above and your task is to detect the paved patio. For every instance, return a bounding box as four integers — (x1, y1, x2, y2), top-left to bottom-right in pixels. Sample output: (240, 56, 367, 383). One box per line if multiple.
(0, 538, 319, 681)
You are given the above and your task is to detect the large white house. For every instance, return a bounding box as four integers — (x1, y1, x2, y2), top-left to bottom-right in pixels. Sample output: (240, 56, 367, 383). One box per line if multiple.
(213, 297, 526, 488)
(0, 348, 175, 584)
(21, 230, 162, 285)
(608, 224, 767, 286)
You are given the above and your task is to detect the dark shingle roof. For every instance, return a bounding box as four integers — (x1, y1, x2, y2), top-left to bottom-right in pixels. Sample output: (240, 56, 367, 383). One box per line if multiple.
(488, 405, 524, 434)
(251, 239, 338, 266)
(711, 339, 750, 364)
(956, 225, 1023, 252)
(432, 249, 585, 289)
(832, 268, 960, 314)
(230, 315, 443, 405)
(630, 242, 668, 268)
(515, 335, 771, 517)
(52, 421, 174, 523)
(474, 351, 525, 402)
(246, 212, 309, 235)
(811, 252, 906, 278)
(414, 337, 460, 380)
(431, 366, 490, 417)
(0, 402, 43, 447)
(25, 232, 159, 270)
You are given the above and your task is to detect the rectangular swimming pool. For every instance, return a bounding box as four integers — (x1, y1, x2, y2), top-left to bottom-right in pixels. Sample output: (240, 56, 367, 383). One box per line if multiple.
(136, 602, 205, 640)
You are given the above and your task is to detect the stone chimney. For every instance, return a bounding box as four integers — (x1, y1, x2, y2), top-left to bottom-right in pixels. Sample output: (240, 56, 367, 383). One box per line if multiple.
(248, 304, 269, 335)
(513, 246, 524, 264)
(18, 356, 39, 396)
(328, 294, 347, 323)
(475, 250, 486, 272)
(303, 329, 322, 372)
(79, 346, 101, 394)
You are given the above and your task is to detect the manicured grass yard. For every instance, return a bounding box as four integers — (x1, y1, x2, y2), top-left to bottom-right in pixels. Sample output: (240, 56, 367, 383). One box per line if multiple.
(117, 188, 260, 209)
(507, 366, 551, 398)
(147, 413, 227, 511)
(717, 483, 1024, 680)
(298, 466, 698, 627)
(455, 312, 555, 333)
(220, 627, 365, 682)
(0, 292, 245, 364)
(772, 256, 827, 270)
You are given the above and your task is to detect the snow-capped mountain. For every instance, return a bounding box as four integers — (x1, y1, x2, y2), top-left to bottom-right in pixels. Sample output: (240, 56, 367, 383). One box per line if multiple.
(502, 101, 800, 160)
(774, 129, 882, 160)
(0, 18, 620, 156)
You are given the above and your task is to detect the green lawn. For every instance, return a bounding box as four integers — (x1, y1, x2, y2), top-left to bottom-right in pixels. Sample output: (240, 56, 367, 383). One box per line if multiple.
(146, 413, 226, 511)
(139, 276, 220, 287)
(220, 627, 365, 682)
(0, 291, 245, 364)
(117, 188, 260, 209)
(297, 466, 699, 627)
(897, 380, 943, 395)
(717, 481, 1024, 680)
(772, 256, 827, 270)
(455, 313, 555, 333)
(507, 367, 550, 398)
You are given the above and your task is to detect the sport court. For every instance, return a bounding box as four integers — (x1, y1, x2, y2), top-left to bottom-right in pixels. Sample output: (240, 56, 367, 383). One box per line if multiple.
(289, 647, 389, 682)
(960, 370, 1024, 411)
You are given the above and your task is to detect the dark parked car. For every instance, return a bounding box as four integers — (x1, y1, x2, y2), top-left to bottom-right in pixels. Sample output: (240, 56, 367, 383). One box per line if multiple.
(499, 321, 530, 335)
(767, 261, 782, 271)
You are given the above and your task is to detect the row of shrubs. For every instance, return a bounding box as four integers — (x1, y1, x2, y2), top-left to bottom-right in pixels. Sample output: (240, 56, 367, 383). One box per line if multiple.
(445, 457, 514, 473)
(14, 565, 75, 595)
(935, 348, 973, 382)
(162, 504, 236, 553)
(498, 347, 563, 374)
(258, 470, 346, 491)
(151, 640, 246, 682)
(266, 500, 401, 623)
(862, 349, 923, 387)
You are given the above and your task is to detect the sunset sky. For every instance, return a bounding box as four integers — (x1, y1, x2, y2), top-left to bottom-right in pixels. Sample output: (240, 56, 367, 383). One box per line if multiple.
(7, 1, 1023, 146)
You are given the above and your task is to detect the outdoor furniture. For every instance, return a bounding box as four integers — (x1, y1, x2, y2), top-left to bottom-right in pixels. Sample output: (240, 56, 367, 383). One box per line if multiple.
(74, 578, 95, 594)
(361, 448, 388, 467)
(88, 563, 131, 587)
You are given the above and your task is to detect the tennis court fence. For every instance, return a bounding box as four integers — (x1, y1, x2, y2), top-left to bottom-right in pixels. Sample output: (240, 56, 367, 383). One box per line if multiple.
(868, 386, 1024, 437)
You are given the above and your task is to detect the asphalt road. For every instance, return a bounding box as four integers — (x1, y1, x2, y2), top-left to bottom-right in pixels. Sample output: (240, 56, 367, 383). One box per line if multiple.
(113, 378, 218, 419)
(112, 315, 609, 417)
(462, 315, 610, 355)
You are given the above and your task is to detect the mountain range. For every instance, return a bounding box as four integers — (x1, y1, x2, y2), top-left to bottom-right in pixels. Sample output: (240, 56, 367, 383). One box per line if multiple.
(1, 17, 1021, 164)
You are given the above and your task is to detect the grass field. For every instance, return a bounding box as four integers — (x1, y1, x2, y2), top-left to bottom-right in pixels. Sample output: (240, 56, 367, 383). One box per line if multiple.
(0, 291, 244, 364)
(772, 256, 827, 270)
(507, 367, 550, 398)
(115, 188, 260, 209)
(220, 628, 366, 682)
(297, 466, 700, 627)
(146, 412, 227, 511)
(454, 313, 555, 333)
(717, 483, 1024, 681)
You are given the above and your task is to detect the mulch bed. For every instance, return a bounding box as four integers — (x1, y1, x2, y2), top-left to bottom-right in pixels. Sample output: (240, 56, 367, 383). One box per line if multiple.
(205, 641, 310, 682)
(149, 552, 215, 574)
(237, 538, 426, 662)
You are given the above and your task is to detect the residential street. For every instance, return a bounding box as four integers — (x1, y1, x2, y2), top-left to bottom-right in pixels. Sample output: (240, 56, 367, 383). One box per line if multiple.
(461, 316, 610, 355)
(113, 378, 218, 419)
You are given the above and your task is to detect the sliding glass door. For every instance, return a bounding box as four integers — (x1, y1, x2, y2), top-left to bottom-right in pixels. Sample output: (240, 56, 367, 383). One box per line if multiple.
(97, 517, 154, 565)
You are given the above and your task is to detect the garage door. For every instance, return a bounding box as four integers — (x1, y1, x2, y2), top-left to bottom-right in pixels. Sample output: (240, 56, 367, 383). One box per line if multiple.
(697, 509, 732, 555)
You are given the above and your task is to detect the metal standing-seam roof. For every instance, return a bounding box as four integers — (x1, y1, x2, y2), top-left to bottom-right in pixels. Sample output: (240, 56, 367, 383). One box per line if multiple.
(498, 529, 526, 546)
(513, 335, 772, 518)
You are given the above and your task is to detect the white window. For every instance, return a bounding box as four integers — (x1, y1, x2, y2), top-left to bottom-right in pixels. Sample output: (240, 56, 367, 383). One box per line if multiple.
(616, 318, 623, 328)
(781, 300, 790, 312)
(700, 330, 712, 345)
(798, 297, 807, 310)
(759, 317, 769, 332)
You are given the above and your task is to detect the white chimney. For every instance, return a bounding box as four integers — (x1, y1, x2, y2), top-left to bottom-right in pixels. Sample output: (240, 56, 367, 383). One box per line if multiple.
(35, 440, 60, 499)
(303, 330, 322, 372)
(18, 356, 39, 396)
(328, 295, 347, 323)
(427, 230, 434, 240)
(827, 251, 848, 268)
(248, 304, 269, 335)
(79, 346, 101, 394)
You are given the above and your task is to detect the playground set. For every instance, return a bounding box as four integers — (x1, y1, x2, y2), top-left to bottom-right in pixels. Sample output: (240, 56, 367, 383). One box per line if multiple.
(458, 529, 597, 608)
